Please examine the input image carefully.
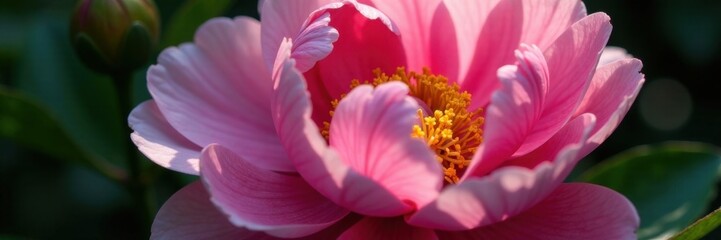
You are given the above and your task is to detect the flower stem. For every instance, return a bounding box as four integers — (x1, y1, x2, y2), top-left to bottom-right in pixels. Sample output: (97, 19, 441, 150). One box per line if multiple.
(111, 72, 151, 236)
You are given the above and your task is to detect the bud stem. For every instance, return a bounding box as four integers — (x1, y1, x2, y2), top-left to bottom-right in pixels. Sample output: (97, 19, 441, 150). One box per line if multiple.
(112, 72, 152, 236)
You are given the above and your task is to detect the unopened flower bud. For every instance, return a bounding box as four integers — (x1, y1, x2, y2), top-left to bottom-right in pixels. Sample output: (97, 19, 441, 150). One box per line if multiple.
(70, 0, 160, 74)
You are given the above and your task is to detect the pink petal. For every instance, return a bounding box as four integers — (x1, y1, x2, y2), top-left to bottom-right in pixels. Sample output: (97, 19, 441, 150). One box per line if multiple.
(425, 4, 460, 80)
(200, 144, 349, 238)
(506, 13, 611, 156)
(441, 0, 504, 89)
(512, 12, 613, 157)
(445, 0, 587, 107)
(271, 39, 440, 217)
(439, 183, 639, 240)
(297, 214, 364, 240)
(464, 44, 549, 178)
(304, 1, 407, 123)
(303, 66, 335, 128)
(520, 0, 587, 50)
(408, 114, 595, 230)
(269, 39, 330, 183)
(502, 114, 595, 170)
(291, 12, 339, 72)
(453, 0, 524, 107)
(152, 181, 355, 239)
(151, 181, 275, 240)
(575, 58, 644, 157)
(259, 0, 336, 71)
(128, 101, 201, 175)
(599, 46, 632, 67)
(148, 17, 294, 172)
(270, 39, 336, 213)
(312, 82, 442, 216)
(338, 217, 438, 240)
(267, 41, 393, 239)
(300, 0, 408, 130)
(360, 0, 458, 78)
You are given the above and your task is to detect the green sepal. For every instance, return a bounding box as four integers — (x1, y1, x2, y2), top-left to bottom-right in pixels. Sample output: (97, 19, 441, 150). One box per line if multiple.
(73, 32, 114, 74)
(118, 21, 153, 74)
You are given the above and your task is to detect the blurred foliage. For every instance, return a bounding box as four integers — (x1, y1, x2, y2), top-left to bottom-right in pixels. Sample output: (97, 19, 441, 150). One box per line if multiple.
(0, 0, 242, 238)
(579, 142, 721, 239)
(160, 0, 234, 48)
(582, 0, 721, 158)
(0, 88, 124, 180)
(0, 0, 720, 239)
(17, 15, 127, 170)
(671, 206, 721, 240)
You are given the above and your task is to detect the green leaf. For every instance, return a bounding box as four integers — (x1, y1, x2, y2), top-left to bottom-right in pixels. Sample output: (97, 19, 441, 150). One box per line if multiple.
(579, 142, 721, 240)
(0, 88, 125, 180)
(15, 15, 128, 170)
(0, 88, 86, 163)
(671, 206, 721, 240)
(160, 0, 234, 48)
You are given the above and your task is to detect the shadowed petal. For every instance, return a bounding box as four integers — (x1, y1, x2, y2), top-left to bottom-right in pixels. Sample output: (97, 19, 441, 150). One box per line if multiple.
(360, 0, 458, 78)
(200, 144, 348, 238)
(148, 17, 294, 172)
(270, 39, 336, 215)
(304, 1, 407, 126)
(151, 182, 276, 240)
(339, 217, 437, 240)
(438, 183, 639, 240)
(129, 100, 201, 175)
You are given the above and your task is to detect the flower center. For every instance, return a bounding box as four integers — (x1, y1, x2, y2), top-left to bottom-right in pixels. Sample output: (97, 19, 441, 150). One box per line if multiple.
(321, 67, 484, 184)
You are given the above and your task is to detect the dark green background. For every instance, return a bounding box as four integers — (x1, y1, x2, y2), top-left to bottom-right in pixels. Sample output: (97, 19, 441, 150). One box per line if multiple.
(1, 0, 719, 239)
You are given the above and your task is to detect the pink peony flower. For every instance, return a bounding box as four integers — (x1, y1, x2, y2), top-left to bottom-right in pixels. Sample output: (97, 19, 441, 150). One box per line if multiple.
(130, 0, 645, 239)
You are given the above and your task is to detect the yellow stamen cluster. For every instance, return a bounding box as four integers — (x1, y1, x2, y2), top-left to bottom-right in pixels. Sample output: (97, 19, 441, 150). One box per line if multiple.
(322, 67, 484, 184)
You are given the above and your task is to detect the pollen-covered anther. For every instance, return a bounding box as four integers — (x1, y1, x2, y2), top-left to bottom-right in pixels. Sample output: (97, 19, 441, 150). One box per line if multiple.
(321, 67, 485, 184)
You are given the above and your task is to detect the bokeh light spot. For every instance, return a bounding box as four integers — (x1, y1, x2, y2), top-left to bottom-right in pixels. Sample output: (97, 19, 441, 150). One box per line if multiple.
(639, 78, 692, 131)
